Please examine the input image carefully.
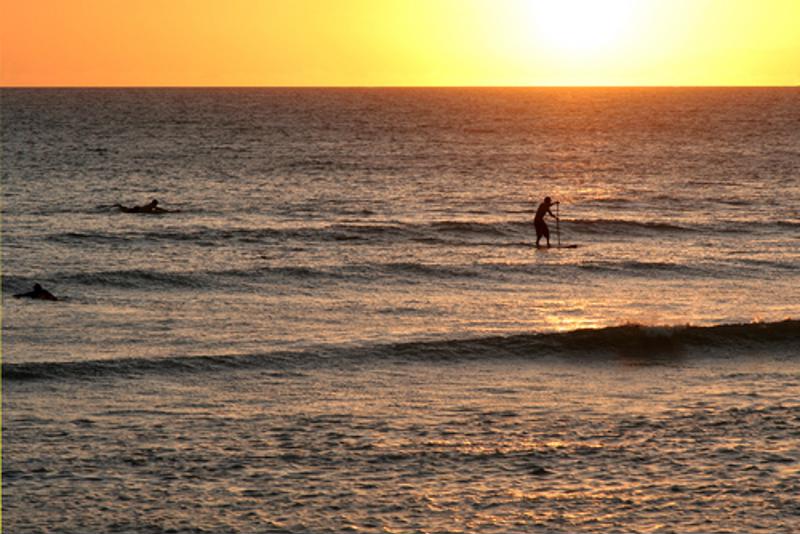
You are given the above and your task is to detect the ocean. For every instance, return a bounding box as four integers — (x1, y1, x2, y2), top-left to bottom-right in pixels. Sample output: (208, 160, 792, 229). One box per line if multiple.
(2, 87, 799, 533)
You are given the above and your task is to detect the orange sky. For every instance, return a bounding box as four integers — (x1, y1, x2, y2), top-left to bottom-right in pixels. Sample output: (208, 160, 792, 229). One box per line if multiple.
(2, 0, 799, 86)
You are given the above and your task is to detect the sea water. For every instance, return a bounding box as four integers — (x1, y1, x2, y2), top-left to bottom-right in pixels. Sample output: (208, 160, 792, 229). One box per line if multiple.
(2, 88, 799, 532)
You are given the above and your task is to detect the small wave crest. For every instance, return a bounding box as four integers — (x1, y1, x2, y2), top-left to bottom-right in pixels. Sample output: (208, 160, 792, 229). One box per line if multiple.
(3, 352, 298, 382)
(578, 260, 715, 277)
(48, 215, 770, 251)
(2, 261, 486, 293)
(567, 218, 694, 235)
(62, 269, 209, 289)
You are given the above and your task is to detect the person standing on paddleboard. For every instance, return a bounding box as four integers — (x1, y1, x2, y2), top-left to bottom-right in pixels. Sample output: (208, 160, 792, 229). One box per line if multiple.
(534, 196, 559, 248)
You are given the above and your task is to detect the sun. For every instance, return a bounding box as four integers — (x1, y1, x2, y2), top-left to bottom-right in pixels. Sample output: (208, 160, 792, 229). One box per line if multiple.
(530, 0, 638, 57)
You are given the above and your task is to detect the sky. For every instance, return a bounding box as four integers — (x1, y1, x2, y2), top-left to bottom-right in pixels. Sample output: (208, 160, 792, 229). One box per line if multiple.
(1, 0, 799, 87)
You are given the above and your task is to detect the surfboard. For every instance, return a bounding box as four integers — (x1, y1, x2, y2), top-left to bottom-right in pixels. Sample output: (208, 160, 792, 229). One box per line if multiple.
(536, 244, 579, 250)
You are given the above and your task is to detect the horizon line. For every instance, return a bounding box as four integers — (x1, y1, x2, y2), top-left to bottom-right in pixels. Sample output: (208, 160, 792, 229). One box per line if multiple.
(2, 84, 799, 90)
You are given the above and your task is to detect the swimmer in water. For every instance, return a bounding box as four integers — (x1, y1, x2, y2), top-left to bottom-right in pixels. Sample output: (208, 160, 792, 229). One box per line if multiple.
(13, 283, 58, 301)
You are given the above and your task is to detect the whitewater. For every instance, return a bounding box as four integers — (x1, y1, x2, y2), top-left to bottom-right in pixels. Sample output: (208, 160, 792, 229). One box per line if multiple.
(3, 87, 799, 533)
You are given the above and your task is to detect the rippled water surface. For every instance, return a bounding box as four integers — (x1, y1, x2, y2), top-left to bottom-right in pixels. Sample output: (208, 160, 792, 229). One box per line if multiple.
(3, 88, 800, 532)
(3, 88, 799, 361)
(6, 352, 800, 533)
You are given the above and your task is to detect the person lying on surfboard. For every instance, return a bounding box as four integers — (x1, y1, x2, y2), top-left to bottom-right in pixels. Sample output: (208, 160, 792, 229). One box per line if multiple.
(14, 283, 58, 301)
(534, 196, 559, 248)
(113, 199, 171, 214)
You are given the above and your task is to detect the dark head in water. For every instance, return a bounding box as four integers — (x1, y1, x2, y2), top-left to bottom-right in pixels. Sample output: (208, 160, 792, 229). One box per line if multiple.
(14, 283, 58, 301)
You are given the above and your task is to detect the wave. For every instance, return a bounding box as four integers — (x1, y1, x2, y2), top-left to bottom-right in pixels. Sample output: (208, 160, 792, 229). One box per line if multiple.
(3, 352, 300, 382)
(63, 214, 791, 249)
(8, 249, 785, 293)
(566, 218, 694, 234)
(378, 320, 800, 364)
(46, 227, 292, 246)
(577, 260, 717, 277)
(45, 220, 521, 245)
(43, 216, 708, 249)
(5, 319, 798, 382)
(1, 261, 488, 293)
(1, 266, 351, 293)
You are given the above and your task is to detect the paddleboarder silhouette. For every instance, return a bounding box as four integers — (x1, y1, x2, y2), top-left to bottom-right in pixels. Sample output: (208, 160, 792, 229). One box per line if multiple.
(534, 196, 559, 248)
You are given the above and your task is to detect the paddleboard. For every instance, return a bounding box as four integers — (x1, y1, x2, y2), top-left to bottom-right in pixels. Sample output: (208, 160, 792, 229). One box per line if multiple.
(536, 244, 579, 250)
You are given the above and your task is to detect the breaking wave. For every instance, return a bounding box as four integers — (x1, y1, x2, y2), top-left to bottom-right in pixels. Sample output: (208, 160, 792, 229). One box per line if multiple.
(6, 319, 797, 382)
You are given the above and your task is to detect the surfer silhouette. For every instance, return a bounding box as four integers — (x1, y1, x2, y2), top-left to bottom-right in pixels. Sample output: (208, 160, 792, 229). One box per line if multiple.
(113, 199, 170, 214)
(13, 283, 58, 301)
(534, 196, 559, 248)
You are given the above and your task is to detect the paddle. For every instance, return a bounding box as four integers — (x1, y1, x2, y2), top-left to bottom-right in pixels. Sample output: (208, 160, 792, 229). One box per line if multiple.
(556, 201, 561, 247)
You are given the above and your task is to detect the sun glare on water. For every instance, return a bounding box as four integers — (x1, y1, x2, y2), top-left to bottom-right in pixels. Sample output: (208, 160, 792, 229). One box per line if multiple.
(529, 0, 638, 57)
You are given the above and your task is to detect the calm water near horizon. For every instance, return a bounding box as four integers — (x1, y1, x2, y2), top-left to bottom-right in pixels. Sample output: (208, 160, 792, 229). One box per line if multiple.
(3, 87, 800, 533)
